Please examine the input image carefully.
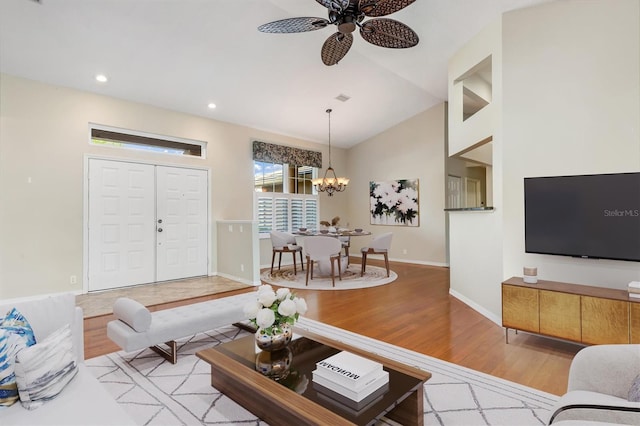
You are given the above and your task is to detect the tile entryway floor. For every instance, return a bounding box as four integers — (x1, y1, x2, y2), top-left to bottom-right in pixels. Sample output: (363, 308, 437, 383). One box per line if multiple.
(76, 275, 251, 318)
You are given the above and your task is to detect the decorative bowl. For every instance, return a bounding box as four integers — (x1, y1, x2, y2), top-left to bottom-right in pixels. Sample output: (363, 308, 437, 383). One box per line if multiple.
(319, 229, 329, 234)
(299, 228, 307, 232)
(355, 228, 363, 233)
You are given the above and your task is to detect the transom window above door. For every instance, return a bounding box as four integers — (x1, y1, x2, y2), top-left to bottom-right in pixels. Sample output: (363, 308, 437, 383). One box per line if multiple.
(90, 124, 207, 158)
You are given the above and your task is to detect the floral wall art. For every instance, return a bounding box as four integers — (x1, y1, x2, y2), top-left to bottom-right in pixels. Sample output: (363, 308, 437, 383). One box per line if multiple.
(369, 179, 419, 226)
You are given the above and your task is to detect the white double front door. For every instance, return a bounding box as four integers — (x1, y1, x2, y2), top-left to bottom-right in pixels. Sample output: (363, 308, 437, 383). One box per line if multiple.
(88, 159, 208, 291)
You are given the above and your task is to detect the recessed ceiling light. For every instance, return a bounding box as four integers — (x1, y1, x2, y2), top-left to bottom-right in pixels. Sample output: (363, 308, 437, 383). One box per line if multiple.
(95, 74, 108, 83)
(207, 103, 216, 109)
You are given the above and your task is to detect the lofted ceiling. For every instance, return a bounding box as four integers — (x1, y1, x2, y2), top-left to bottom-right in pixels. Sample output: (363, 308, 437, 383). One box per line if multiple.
(0, 0, 553, 148)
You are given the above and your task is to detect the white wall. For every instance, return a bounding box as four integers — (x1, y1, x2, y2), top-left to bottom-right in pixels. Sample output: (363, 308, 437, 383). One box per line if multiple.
(346, 104, 448, 266)
(0, 74, 343, 298)
(449, 0, 640, 323)
(448, 19, 504, 322)
(502, 0, 640, 288)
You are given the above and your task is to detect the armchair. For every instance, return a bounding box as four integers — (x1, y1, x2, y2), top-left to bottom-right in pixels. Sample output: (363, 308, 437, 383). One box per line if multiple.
(548, 344, 640, 425)
(360, 232, 393, 277)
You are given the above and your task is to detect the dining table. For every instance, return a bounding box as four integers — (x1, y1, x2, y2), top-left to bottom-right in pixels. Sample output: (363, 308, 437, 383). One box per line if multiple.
(292, 230, 372, 274)
(292, 229, 372, 237)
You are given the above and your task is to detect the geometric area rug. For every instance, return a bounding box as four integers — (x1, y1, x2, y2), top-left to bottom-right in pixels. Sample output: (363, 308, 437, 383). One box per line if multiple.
(86, 318, 558, 426)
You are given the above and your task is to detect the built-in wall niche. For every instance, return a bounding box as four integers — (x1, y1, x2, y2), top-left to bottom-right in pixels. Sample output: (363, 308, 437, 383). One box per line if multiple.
(459, 56, 492, 121)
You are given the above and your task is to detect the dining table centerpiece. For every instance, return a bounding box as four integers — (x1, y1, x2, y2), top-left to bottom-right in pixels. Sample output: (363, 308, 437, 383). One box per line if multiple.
(243, 285, 307, 351)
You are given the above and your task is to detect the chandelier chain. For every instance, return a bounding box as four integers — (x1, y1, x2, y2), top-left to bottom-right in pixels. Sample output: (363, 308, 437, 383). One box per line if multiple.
(312, 108, 349, 196)
(327, 108, 332, 168)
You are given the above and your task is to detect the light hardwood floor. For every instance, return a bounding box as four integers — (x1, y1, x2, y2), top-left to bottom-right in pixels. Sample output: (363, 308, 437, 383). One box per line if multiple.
(83, 260, 583, 396)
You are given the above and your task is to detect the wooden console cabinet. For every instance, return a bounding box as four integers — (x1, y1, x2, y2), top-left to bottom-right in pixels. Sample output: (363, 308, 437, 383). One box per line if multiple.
(502, 277, 639, 345)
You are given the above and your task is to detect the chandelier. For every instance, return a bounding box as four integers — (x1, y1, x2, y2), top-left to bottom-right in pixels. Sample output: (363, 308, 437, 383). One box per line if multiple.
(312, 108, 349, 196)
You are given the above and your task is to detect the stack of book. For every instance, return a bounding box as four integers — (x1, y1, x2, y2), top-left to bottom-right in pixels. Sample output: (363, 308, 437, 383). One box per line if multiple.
(629, 281, 640, 299)
(312, 351, 389, 413)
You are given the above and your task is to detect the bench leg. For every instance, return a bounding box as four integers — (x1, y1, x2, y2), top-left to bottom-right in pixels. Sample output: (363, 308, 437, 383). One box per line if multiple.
(150, 340, 178, 364)
(233, 322, 257, 333)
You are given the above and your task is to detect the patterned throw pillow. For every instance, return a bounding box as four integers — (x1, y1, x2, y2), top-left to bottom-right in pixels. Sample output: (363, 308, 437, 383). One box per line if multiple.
(0, 308, 36, 408)
(629, 374, 640, 402)
(0, 330, 28, 407)
(1, 308, 36, 347)
(14, 323, 78, 410)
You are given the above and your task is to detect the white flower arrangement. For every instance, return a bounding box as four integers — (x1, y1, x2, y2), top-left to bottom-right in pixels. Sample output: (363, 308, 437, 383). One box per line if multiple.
(243, 285, 308, 336)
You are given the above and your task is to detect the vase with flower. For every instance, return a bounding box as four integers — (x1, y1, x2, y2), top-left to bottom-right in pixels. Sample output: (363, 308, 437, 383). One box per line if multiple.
(320, 216, 340, 233)
(243, 285, 307, 351)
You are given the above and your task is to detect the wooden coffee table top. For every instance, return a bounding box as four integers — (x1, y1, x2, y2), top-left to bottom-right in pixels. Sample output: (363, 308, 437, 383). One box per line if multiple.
(197, 327, 431, 426)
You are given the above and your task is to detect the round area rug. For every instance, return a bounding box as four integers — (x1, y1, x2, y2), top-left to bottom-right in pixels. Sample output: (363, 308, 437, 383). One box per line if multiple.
(260, 264, 397, 290)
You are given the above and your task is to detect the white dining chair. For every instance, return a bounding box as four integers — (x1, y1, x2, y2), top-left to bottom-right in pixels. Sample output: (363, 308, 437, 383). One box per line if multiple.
(270, 231, 303, 274)
(304, 236, 343, 287)
(361, 232, 393, 277)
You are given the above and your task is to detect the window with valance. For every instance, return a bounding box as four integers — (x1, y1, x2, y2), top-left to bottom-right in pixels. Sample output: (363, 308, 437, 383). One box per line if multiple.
(252, 141, 322, 235)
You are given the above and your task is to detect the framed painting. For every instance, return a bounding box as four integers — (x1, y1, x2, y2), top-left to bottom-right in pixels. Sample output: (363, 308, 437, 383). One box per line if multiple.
(369, 179, 419, 226)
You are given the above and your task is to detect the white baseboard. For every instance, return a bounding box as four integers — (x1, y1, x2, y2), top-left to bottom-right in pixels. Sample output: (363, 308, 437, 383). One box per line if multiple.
(214, 272, 260, 286)
(449, 288, 502, 326)
(0, 290, 81, 304)
(388, 257, 449, 268)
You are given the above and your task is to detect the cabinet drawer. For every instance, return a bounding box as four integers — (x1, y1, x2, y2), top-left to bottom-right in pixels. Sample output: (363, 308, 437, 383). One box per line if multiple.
(539, 290, 581, 342)
(581, 296, 629, 344)
(502, 285, 539, 332)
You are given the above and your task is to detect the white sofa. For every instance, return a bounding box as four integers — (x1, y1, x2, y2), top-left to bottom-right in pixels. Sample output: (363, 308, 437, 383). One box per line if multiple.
(0, 293, 135, 426)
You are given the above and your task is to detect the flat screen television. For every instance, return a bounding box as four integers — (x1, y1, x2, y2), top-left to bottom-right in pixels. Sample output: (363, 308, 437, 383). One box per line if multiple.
(524, 172, 640, 262)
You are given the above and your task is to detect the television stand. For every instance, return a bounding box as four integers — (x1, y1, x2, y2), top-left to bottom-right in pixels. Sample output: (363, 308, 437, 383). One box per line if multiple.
(502, 277, 639, 345)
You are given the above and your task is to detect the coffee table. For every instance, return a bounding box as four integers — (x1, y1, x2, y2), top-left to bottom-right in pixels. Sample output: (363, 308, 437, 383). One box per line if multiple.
(197, 327, 431, 426)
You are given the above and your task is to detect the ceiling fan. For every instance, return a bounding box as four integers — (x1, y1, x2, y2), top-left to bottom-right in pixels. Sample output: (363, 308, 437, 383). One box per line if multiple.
(258, 0, 419, 66)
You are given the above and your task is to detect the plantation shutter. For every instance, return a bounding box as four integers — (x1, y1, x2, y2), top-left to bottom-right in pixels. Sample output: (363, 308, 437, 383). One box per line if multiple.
(274, 197, 289, 232)
(257, 196, 273, 233)
(291, 198, 304, 231)
(304, 198, 318, 230)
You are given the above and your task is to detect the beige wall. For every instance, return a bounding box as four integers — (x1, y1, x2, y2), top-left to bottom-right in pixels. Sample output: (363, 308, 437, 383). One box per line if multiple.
(0, 74, 346, 298)
(259, 103, 449, 269)
(346, 104, 448, 266)
(217, 220, 259, 285)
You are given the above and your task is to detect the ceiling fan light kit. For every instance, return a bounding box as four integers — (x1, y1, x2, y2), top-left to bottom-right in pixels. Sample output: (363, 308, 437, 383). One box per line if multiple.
(258, 0, 419, 66)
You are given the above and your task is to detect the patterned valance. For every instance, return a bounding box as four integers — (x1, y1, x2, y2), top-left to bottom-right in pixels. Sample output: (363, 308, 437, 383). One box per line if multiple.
(252, 140, 322, 168)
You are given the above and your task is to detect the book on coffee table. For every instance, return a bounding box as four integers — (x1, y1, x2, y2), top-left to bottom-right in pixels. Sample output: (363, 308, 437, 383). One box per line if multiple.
(312, 368, 389, 401)
(313, 380, 389, 414)
(313, 350, 384, 390)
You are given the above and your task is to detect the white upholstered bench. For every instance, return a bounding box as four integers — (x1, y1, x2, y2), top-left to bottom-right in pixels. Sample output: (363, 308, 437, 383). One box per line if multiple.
(107, 291, 256, 363)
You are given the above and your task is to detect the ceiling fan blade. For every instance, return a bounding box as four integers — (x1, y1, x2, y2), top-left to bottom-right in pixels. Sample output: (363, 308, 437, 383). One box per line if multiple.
(258, 17, 329, 33)
(359, 0, 416, 17)
(360, 18, 419, 48)
(316, 0, 350, 12)
(321, 32, 354, 66)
